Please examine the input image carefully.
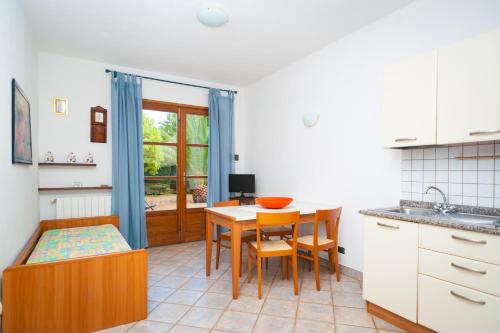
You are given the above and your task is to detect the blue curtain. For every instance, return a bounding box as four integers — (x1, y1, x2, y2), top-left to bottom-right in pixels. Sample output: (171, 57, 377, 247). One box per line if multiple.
(111, 72, 148, 249)
(208, 88, 235, 212)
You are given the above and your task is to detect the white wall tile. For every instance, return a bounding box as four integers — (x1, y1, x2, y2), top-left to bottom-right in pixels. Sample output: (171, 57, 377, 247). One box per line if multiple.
(463, 196, 478, 206)
(402, 160, 411, 171)
(463, 145, 478, 157)
(401, 171, 411, 181)
(423, 171, 435, 182)
(412, 159, 423, 170)
(449, 183, 462, 196)
(495, 171, 500, 185)
(436, 171, 448, 183)
(463, 171, 477, 184)
(448, 146, 463, 158)
(402, 149, 412, 160)
(411, 192, 423, 201)
(436, 147, 448, 159)
(496, 144, 500, 155)
(401, 182, 412, 193)
(478, 197, 494, 208)
(423, 193, 436, 203)
(495, 198, 500, 209)
(463, 184, 477, 197)
(412, 171, 423, 182)
(412, 148, 423, 159)
(495, 185, 500, 198)
(478, 171, 494, 184)
(401, 192, 412, 200)
(436, 159, 448, 171)
(424, 160, 435, 171)
(479, 144, 494, 156)
(424, 148, 436, 160)
(463, 159, 477, 171)
(449, 195, 462, 205)
(412, 182, 423, 193)
(448, 159, 462, 171)
(496, 158, 500, 171)
(478, 184, 493, 197)
(449, 171, 462, 183)
(478, 159, 494, 171)
(434, 183, 449, 195)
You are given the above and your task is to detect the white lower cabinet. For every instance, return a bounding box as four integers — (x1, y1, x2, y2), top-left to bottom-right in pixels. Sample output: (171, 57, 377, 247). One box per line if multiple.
(419, 274, 500, 333)
(363, 216, 418, 322)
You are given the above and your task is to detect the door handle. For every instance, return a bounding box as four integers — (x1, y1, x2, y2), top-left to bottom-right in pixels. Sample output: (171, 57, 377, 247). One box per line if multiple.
(451, 234, 487, 245)
(451, 262, 487, 275)
(469, 129, 500, 136)
(394, 137, 417, 142)
(377, 222, 399, 229)
(450, 290, 486, 305)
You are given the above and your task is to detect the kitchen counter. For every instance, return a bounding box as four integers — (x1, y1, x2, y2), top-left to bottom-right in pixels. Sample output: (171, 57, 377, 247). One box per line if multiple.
(360, 200, 500, 236)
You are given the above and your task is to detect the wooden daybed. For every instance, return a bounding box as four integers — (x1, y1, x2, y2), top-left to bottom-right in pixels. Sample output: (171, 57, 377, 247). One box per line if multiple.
(1, 216, 148, 333)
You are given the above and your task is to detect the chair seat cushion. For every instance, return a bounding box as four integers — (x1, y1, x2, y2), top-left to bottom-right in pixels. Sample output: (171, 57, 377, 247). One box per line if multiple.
(250, 240, 292, 252)
(221, 230, 256, 239)
(297, 235, 334, 247)
(261, 226, 292, 234)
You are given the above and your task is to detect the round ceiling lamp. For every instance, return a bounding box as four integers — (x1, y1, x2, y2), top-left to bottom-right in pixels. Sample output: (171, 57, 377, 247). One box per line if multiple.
(197, 5, 229, 28)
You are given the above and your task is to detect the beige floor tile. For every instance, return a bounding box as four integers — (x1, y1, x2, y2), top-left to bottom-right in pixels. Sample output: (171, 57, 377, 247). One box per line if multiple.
(168, 324, 209, 333)
(294, 318, 335, 333)
(165, 290, 204, 305)
(267, 286, 298, 301)
(147, 303, 190, 323)
(148, 273, 165, 286)
(177, 307, 223, 329)
(261, 299, 298, 318)
(299, 289, 332, 305)
(148, 286, 176, 302)
(155, 276, 190, 289)
(301, 278, 330, 291)
(253, 314, 295, 333)
(95, 322, 136, 333)
(373, 317, 405, 332)
(195, 292, 232, 309)
(208, 279, 237, 294)
(334, 274, 359, 282)
(239, 282, 271, 298)
(227, 295, 265, 313)
(179, 277, 215, 291)
(297, 302, 334, 323)
(214, 311, 258, 333)
(147, 301, 160, 313)
(335, 324, 376, 333)
(331, 281, 362, 294)
(333, 291, 366, 308)
(149, 264, 179, 276)
(334, 307, 375, 328)
(169, 265, 202, 277)
(128, 320, 172, 333)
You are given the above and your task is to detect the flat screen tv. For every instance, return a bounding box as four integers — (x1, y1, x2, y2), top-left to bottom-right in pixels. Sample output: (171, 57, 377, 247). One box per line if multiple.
(229, 174, 255, 196)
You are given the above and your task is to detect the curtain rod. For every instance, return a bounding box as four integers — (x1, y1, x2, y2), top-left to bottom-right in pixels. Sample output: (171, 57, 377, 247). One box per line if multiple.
(105, 69, 237, 94)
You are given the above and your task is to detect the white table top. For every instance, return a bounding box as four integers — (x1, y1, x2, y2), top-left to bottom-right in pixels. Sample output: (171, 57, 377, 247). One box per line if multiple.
(205, 201, 337, 221)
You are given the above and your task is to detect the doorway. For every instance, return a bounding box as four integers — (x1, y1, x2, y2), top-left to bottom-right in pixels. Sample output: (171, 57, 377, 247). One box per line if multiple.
(142, 99, 209, 246)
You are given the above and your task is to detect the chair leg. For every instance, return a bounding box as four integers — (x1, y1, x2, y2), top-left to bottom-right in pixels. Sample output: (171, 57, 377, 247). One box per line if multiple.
(308, 251, 312, 272)
(334, 248, 340, 282)
(313, 251, 320, 291)
(216, 226, 222, 270)
(257, 254, 263, 299)
(265, 257, 269, 270)
(328, 248, 334, 274)
(292, 253, 298, 295)
(247, 246, 252, 283)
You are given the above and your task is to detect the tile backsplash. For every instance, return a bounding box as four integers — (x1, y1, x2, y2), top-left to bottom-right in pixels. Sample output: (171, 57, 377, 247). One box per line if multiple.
(401, 143, 500, 208)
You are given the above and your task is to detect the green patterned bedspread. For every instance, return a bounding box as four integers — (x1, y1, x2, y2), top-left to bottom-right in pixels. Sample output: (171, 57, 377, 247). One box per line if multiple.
(27, 224, 131, 264)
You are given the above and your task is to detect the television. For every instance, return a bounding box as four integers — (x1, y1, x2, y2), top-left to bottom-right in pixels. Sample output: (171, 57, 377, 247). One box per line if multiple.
(229, 174, 255, 197)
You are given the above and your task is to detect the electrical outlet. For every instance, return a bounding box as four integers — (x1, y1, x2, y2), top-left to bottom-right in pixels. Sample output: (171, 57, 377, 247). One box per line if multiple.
(234, 154, 239, 161)
(338, 246, 345, 254)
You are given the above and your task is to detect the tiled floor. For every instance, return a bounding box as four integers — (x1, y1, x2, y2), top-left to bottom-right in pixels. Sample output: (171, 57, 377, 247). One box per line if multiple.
(97, 241, 405, 333)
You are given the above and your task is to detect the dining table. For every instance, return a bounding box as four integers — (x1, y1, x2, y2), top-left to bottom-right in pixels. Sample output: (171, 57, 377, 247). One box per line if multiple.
(205, 201, 336, 299)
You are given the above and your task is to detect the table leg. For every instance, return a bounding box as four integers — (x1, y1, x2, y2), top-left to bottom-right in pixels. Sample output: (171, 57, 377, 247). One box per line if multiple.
(206, 214, 213, 276)
(231, 222, 242, 299)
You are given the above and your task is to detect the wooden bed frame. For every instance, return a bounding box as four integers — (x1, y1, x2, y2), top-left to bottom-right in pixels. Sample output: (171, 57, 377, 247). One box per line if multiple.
(1, 216, 148, 333)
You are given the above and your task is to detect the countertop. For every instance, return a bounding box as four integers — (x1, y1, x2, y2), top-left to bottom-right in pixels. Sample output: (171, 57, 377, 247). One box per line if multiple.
(360, 200, 500, 236)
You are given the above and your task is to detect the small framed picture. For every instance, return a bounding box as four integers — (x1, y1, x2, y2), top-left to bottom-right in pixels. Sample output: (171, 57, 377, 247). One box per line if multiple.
(12, 79, 32, 164)
(53, 97, 68, 115)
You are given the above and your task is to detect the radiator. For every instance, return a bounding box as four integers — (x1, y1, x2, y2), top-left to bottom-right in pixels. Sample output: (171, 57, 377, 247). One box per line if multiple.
(55, 196, 112, 219)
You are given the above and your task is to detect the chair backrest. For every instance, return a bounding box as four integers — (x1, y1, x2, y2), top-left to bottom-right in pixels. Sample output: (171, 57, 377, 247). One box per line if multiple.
(313, 207, 342, 248)
(255, 211, 300, 252)
(214, 200, 240, 207)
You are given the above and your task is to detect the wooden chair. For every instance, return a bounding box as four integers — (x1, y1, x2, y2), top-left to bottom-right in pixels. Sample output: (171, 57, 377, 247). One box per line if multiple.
(247, 211, 300, 299)
(296, 207, 342, 290)
(215, 200, 256, 276)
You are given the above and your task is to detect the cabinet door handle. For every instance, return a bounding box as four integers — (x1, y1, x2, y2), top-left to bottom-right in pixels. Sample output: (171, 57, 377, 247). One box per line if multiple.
(451, 262, 487, 275)
(451, 234, 487, 245)
(450, 290, 486, 305)
(394, 137, 417, 142)
(469, 129, 500, 136)
(377, 222, 399, 229)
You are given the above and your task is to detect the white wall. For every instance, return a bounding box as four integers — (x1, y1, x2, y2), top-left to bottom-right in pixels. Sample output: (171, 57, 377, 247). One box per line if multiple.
(0, 0, 38, 278)
(38, 53, 245, 219)
(243, 0, 500, 272)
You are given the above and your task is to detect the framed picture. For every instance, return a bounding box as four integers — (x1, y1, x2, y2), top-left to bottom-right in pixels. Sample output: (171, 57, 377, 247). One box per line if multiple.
(53, 97, 68, 115)
(90, 106, 107, 143)
(12, 79, 32, 164)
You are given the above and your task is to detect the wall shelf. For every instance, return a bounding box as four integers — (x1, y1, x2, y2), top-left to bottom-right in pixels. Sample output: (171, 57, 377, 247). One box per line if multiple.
(38, 186, 112, 192)
(39, 163, 97, 167)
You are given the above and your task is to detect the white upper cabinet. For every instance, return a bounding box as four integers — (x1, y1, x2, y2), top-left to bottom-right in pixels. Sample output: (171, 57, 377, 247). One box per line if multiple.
(437, 28, 500, 144)
(381, 51, 437, 148)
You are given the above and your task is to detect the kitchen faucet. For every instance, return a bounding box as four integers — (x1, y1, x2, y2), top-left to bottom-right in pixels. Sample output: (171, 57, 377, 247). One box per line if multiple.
(425, 186, 456, 214)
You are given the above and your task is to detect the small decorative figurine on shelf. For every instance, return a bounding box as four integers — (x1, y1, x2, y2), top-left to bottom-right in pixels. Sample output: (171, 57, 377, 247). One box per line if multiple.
(85, 152, 94, 164)
(67, 152, 77, 163)
(44, 151, 54, 163)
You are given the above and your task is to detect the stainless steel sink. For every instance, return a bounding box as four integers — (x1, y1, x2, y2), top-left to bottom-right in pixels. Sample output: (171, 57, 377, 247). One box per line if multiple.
(447, 213, 500, 225)
(383, 207, 438, 216)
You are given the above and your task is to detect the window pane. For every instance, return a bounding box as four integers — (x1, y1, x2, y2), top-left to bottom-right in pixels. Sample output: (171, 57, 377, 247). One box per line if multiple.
(187, 147, 208, 176)
(144, 146, 177, 176)
(187, 178, 207, 208)
(143, 110, 177, 143)
(145, 179, 177, 211)
(186, 114, 208, 144)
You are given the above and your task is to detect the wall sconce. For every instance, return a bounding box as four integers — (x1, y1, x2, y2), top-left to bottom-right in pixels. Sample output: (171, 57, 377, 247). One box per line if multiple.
(302, 113, 319, 128)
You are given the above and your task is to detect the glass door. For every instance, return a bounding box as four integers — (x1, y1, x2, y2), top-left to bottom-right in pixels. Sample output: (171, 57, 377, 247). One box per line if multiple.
(143, 99, 208, 246)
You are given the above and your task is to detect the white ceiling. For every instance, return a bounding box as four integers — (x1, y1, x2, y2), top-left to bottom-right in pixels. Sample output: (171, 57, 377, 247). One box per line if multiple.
(21, 0, 414, 86)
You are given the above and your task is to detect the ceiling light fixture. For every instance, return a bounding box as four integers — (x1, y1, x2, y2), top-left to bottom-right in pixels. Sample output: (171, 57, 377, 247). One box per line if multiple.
(197, 5, 229, 28)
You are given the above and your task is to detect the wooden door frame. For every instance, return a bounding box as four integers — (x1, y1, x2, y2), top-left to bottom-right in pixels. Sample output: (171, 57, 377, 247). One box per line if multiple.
(143, 99, 208, 245)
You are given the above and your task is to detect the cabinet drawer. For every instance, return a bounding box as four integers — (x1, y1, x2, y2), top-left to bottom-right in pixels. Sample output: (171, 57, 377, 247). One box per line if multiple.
(419, 249, 500, 297)
(419, 224, 500, 265)
(418, 274, 500, 333)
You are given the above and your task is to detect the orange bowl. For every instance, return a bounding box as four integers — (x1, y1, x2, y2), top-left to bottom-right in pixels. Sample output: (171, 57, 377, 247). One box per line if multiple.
(255, 197, 293, 209)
